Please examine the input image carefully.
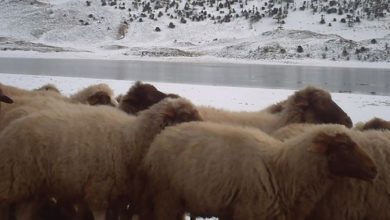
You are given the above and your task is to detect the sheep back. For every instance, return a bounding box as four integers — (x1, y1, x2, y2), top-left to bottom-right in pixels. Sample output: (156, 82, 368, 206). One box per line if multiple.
(0, 103, 134, 210)
(143, 121, 281, 218)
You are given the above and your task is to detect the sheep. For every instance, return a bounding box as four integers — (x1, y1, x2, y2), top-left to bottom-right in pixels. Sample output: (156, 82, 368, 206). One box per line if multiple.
(0, 83, 63, 99)
(118, 81, 179, 115)
(0, 83, 121, 132)
(119, 84, 352, 131)
(69, 83, 118, 107)
(140, 121, 376, 220)
(271, 123, 390, 220)
(0, 97, 201, 220)
(34, 83, 61, 94)
(354, 117, 390, 131)
(197, 86, 352, 133)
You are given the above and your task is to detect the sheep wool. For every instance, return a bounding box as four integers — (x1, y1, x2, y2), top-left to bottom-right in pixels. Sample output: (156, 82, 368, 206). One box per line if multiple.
(141, 122, 376, 220)
(0, 97, 201, 220)
(70, 83, 118, 107)
(272, 123, 390, 220)
(198, 86, 352, 134)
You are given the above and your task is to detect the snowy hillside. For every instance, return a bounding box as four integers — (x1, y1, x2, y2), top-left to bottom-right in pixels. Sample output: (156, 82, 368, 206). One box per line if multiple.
(0, 0, 389, 64)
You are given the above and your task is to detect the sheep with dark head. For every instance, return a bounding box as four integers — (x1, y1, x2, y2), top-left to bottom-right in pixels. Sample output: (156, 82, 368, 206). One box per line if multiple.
(355, 117, 390, 131)
(198, 86, 352, 133)
(272, 123, 390, 220)
(119, 81, 179, 115)
(0, 97, 201, 220)
(140, 122, 375, 220)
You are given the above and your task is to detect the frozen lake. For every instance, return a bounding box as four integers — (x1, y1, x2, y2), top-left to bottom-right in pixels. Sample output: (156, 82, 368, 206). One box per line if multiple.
(0, 57, 389, 95)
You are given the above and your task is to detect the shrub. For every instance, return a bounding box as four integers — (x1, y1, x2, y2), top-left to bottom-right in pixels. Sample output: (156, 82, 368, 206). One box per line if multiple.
(168, 22, 175, 28)
(297, 45, 303, 53)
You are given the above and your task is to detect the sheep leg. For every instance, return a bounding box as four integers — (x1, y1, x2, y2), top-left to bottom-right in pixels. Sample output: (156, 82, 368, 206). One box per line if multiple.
(0, 204, 12, 220)
(152, 192, 184, 220)
(14, 199, 41, 220)
(92, 209, 107, 220)
(106, 197, 134, 220)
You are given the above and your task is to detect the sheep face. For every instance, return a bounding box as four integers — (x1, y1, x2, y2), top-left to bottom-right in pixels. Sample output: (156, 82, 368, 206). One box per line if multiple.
(310, 132, 377, 181)
(293, 87, 352, 128)
(0, 89, 13, 104)
(159, 98, 202, 127)
(361, 118, 390, 131)
(119, 82, 180, 115)
(87, 91, 117, 107)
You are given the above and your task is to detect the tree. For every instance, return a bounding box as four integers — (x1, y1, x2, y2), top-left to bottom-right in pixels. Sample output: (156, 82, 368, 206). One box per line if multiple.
(155, 27, 161, 32)
(168, 22, 175, 28)
(297, 45, 303, 53)
(320, 14, 325, 24)
(342, 47, 348, 56)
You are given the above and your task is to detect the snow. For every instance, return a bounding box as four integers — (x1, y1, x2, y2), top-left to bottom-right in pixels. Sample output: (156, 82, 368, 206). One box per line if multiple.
(0, 0, 389, 66)
(0, 72, 389, 124)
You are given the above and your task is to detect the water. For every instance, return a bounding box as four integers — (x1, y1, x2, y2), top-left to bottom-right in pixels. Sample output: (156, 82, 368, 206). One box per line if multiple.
(0, 57, 389, 95)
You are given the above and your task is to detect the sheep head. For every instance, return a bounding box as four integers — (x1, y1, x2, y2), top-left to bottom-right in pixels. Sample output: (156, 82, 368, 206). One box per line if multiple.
(0, 89, 13, 104)
(360, 117, 390, 131)
(309, 132, 377, 181)
(289, 87, 352, 128)
(87, 91, 117, 107)
(141, 97, 202, 128)
(119, 81, 180, 115)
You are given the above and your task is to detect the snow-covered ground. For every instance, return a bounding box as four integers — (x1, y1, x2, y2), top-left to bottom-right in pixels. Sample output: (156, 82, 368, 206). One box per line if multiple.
(1, 72, 389, 124)
(0, 0, 389, 66)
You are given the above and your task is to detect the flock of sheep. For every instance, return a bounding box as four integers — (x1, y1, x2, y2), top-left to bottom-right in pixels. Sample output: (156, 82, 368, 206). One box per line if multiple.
(0, 80, 388, 220)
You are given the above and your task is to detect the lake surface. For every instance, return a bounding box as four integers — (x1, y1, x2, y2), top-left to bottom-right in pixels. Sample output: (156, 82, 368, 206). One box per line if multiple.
(0, 57, 389, 95)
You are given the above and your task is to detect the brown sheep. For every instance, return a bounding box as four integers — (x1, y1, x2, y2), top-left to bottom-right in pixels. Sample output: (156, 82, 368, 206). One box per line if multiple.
(0, 97, 201, 220)
(271, 123, 390, 220)
(119, 81, 179, 115)
(355, 117, 390, 131)
(198, 86, 352, 133)
(140, 122, 376, 220)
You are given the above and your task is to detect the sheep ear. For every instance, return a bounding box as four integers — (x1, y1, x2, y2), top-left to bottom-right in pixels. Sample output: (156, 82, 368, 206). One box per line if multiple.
(0, 94, 13, 104)
(87, 91, 111, 106)
(308, 132, 331, 153)
(164, 105, 176, 120)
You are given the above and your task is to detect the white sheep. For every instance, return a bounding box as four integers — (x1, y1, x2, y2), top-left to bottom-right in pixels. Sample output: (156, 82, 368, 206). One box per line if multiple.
(34, 83, 61, 94)
(0, 83, 120, 132)
(198, 86, 352, 133)
(272, 123, 390, 220)
(0, 97, 201, 220)
(141, 121, 376, 220)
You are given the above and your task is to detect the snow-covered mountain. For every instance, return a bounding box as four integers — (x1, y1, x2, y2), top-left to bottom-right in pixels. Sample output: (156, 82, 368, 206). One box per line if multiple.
(0, 0, 389, 63)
